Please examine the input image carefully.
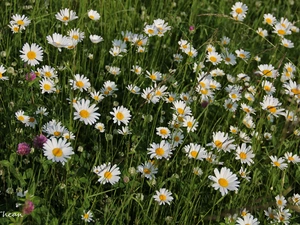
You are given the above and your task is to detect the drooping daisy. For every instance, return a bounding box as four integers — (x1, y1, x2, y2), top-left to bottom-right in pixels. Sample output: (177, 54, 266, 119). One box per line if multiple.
(242, 114, 255, 129)
(55, 8, 78, 25)
(193, 167, 203, 176)
(281, 38, 294, 48)
(46, 33, 72, 51)
(126, 84, 141, 94)
(256, 28, 268, 37)
(131, 65, 142, 75)
(235, 143, 255, 166)
(153, 188, 174, 205)
(81, 210, 93, 222)
(208, 167, 240, 196)
(110, 105, 131, 126)
(106, 66, 121, 76)
(292, 193, 300, 206)
(89, 34, 104, 43)
(87, 9, 100, 21)
(69, 74, 91, 92)
(210, 131, 236, 152)
(117, 126, 132, 135)
(270, 155, 288, 170)
(73, 99, 100, 125)
(43, 138, 74, 165)
(20, 43, 43, 66)
(284, 152, 300, 164)
(137, 161, 158, 180)
(147, 140, 172, 160)
(96, 163, 121, 185)
(235, 49, 250, 61)
(95, 122, 105, 133)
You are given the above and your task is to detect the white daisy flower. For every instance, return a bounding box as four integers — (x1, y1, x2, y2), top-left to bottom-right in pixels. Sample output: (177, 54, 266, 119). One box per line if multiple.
(88, 9, 100, 21)
(20, 43, 43, 66)
(55, 8, 78, 25)
(73, 99, 100, 125)
(153, 188, 174, 205)
(96, 163, 121, 185)
(110, 105, 131, 126)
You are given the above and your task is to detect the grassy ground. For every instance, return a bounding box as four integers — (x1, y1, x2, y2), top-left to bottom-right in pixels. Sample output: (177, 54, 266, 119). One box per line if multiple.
(0, 0, 300, 224)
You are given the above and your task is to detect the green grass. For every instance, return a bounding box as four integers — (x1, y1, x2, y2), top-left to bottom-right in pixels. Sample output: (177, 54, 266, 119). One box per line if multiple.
(0, 0, 300, 224)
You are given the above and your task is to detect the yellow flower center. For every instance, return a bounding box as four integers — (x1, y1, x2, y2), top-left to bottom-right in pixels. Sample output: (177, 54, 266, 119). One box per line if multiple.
(143, 168, 151, 174)
(27, 51, 36, 60)
(72, 35, 79, 40)
(190, 150, 198, 158)
(235, 8, 243, 14)
(174, 136, 180, 142)
(266, 18, 272, 24)
(263, 70, 272, 76)
(227, 103, 233, 109)
(277, 200, 282, 205)
(62, 16, 69, 21)
(288, 156, 294, 161)
(17, 20, 24, 25)
(116, 112, 124, 120)
(80, 109, 90, 118)
(187, 121, 193, 128)
(155, 147, 164, 156)
(149, 74, 157, 80)
(177, 108, 184, 115)
(291, 88, 300, 95)
(231, 93, 237, 99)
(45, 71, 52, 77)
(18, 116, 24, 121)
(239, 152, 247, 159)
(52, 148, 63, 157)
(214, 140, 222, 149)
(201, 89, 208, 95)
(84, 214, 89, 219)
(168, 96, 174, 102)
(160, 129, 168, 135)
(267, 106, 277, 113)
(278, 29, 285, 35)
(76, 81, 84, 88)
(148, 29, 154, 34)
(210, 56, 217, 62)
(264, 86, 271, 91)
(54, 131, 61, 136)
(13, 26, 19, 32)
(104, 171, 112, 179)
(44, 84, 51, 91)
(218, 178, 228, 187)
(89, 15, 95, 20)
(159, 194, 167, 201)
(239, 53, 245, 58)
(274, 161, 280, 167)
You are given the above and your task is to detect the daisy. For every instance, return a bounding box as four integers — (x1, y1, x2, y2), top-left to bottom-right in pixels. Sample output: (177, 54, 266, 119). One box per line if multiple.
(68, 28, 85, 43)
(193, 167, 203, 176)
(35, 106, 48, 116)
(165, 93, 177, 103)
(73, 99, 100, 125)
(206, 44, 216, 53)
(137, 161, 158, 180)
(81, 210, 93, 222)
(183, 115, 198, 133)
(107, 66, 121, 76)
(146, 70, 162, 82)
(153, 188, 174, 205)
(20, 43, 43, 66)
(121, 30, 134, 42)
(281, 38, 294, 48)
(210, 131, 236, 152)
(292, 193, 300, 205)
(257, 64, 278, 78)
(90, 90, 104, 102)
(178, 39, 190, 51)
(183, 143, 206, 160)
(263, 13, 277, 25)
(239, 167, 251, 181)
(262, 80, 276, 94)
(275, 195, 287, 209)
(170, 131, 184, 147)
(230, 126, 239, 134)
(183, 47, 198, 58)
(40, 65, 57, 79)
(27, 117, 37, 128)
(193, 61, 205, 73)
(43, 121, 67, 138)
(172, 100, 191, 116)
(8, 23, 21, 33)
(242, 114, 255, 129)
(10, 14, 31, 29)
(69, 74, 91, 92)
(144, 24, 158, 36)
(206, 51, 222, 65)
(156, 127, 171, 139)
(40, 78, 56, 94)
(96, 163, 121, 185)
(221, 50, 237, 65)
(284, 152, 300, 164)
(260, 95, 285, 117)
(236, 214, 260, 225)
(241, 103, 256, 115)
(275, 208, 291, 224)
(46, 33, 71, 51)
(110, 105, 131, 126)
(153, 18, 171, 36)
(264, 207, 276, 220)
(131, 65, 142, 75)
(43, 138, 74, 165)
(55, 8, 78, 25)
(147, 140, 172, 159)
(284, 110, 298, 122)
(62, 132, 75, 140)
(88, 9, 100, 21)
(270, 155, 288, 170)
(0, 65, 8, 81)
(235, 49, 250, 61)
(256, 27, 268, 37)
(117, 126, 132, 135)
(220, 36, 230, 45)
(283, 80, 300, 99)
(141, 87, 159, 104)
(101, 80, 118, 96)
(230, 2, 248, 21)
(208, 167, 240, 196)
(173, 53, 183, 62)
(223, 99, 238, 112)
(126, 84, 140, 94)
(273, 24, 291, 37)
(89, 34, 104, 43)
(95, 122, 105, 133)
(244, 92, 255, 102)
(235, 143, 255, 166)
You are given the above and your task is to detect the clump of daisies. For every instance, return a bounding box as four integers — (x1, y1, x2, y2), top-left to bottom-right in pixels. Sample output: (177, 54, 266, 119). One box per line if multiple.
(8, 14, 31, 33)
(144, 18, 171, 37)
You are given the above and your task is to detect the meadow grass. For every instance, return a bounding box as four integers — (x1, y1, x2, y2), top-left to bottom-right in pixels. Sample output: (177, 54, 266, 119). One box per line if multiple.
(0, 0, 300, 224)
